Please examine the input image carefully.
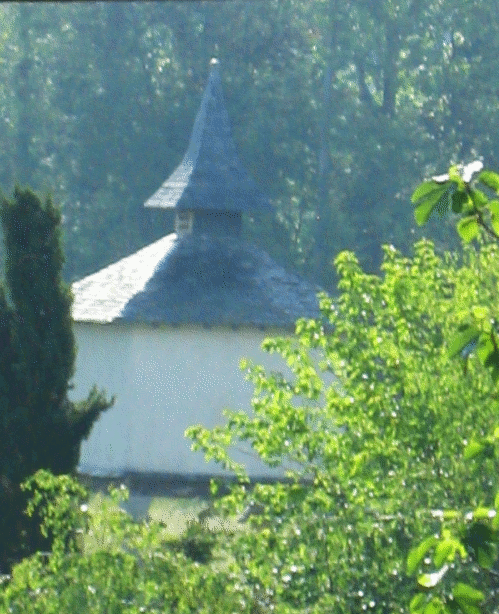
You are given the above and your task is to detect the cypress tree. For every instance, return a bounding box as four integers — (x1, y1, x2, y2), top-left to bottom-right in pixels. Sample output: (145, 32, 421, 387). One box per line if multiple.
(0, 186, 113, 571)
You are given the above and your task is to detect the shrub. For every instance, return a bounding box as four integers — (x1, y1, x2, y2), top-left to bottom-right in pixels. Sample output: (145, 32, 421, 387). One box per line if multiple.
(0, 473, 259, 614)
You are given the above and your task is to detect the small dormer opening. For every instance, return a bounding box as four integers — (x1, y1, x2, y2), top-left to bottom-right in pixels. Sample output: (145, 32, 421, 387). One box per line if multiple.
(144, 59, 272, 231)
(175, 211, 193, 236)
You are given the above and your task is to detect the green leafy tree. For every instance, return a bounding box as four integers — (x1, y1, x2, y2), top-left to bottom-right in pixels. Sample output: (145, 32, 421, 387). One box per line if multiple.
(186, 231, 499, 612)
(404, 164, 499, 613)
(0, 187, 112, 572)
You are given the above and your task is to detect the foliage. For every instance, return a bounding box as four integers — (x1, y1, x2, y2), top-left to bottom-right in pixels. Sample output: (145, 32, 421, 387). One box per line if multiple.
(0, 187, 112, 572)
(21, 470, 89, 560)
(3, 229, 498, 612)
(404, 165, 499, 613)
(412, 161, 499, 386)
(0, 474, 263, 614)
(173, 519, 218, 564)
(187, 234, 499, 612)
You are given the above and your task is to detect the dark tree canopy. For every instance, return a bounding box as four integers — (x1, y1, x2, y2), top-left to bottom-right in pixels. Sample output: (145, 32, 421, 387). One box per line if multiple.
(0, 187, 112, 571)
(0, 1, 496, 287)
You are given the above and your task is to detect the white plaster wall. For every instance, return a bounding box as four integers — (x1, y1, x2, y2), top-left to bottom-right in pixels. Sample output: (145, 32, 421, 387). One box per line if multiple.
(72, 323, 305, 478)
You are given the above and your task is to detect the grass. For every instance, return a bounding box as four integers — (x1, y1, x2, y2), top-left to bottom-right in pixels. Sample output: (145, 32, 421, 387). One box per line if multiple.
(82, 488, 245, 578)
(87, 490, 242, 531)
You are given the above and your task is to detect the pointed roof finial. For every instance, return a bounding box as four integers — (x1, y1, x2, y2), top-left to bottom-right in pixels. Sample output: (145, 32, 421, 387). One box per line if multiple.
(144, 59, 271, 213)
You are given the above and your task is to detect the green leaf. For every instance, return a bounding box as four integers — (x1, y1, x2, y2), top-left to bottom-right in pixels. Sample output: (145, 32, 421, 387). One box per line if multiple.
(471, 306, 489, 321)
(407, 536, 439, 575)
(459, 606, 481, 614)
(451, 190, 470, 213)
(433, 535, 466, 567)
(478, 170, 499, 193)
(476, 333, 499, 382)
(457, 216, 480, 242)
(487, 361, 499, 384)
(423, 599, 448, 614)
(470, 189, 488, 209)
(488, 200, 499, 216)
(448, 324, 480, 359)
(464, 523, 496, 569)
(477, 334, 494, 359)
(413, 185, 451, 225)
(433, 540, 454, 567)
(410, 594, 426, 613)
(414, 199, 436, 225)
(452, 583, 484, 604)
(411, 181, 447, 204)
(472, 507, 494, 520)
(442, 510, 461, 520)
(464, 440, 486, 460)
(489, 200, 499, 234)
(209, 479, 220, 496)
(476, 545, 495, 569)
(418, 564, 449, 588)
(449, 164, 465, 185)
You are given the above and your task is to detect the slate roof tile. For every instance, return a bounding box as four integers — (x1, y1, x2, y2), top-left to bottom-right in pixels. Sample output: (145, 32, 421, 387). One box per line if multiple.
(72, 233, 321, 327)
(144, 59, 272, 213)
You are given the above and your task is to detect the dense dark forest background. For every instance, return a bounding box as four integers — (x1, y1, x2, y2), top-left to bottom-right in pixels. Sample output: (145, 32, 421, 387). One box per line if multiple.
(0, 0, 496, 290)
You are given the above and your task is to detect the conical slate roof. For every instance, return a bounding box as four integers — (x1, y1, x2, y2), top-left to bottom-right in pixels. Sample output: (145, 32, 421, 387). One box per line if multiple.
(72, 233, 321, 327)
(144, 59, 272, 213)
(72, 60, 321, 328)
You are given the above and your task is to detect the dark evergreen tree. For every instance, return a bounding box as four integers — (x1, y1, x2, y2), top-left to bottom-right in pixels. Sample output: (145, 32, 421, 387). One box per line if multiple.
(0, 186, 113, 572)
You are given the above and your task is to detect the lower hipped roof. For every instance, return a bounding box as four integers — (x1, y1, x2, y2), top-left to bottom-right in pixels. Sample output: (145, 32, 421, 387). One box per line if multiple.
(72, 233, 321, 327)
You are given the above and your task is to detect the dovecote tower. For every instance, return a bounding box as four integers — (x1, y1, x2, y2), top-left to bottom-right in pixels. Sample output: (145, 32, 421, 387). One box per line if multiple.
(70, 60, 325, 480)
